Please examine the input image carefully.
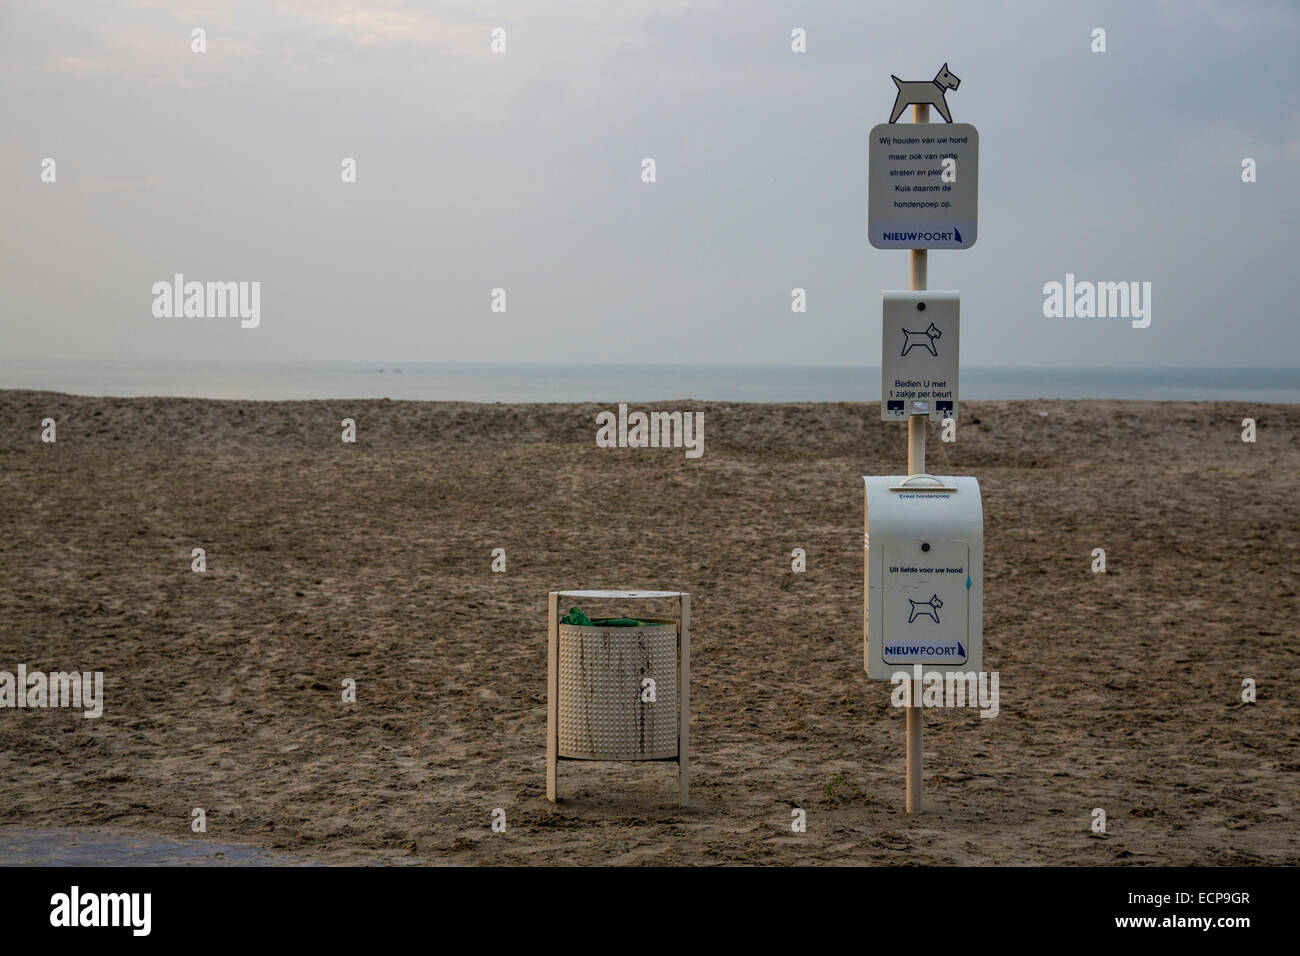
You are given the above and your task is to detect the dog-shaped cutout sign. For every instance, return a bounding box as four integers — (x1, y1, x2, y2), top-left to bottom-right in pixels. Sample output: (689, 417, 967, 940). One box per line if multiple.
(889, 64, 960, 123)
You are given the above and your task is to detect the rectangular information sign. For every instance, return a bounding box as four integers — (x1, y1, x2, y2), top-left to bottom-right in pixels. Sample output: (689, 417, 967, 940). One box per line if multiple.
(868, 123, 978, 249)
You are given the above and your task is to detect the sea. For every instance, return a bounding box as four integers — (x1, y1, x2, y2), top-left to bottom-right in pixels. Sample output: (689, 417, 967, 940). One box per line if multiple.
(1, 361, 1297, 404)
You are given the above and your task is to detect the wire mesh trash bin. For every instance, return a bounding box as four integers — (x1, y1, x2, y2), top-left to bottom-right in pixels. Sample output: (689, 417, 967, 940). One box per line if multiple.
(547, 590, 690, 806)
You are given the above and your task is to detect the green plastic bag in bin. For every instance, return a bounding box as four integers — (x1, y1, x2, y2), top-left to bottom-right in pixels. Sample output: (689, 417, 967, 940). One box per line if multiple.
(561, 606, 653, 627)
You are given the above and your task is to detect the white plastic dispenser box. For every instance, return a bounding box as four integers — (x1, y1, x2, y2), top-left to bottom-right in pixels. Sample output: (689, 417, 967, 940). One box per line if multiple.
(864, 474, 983, 679)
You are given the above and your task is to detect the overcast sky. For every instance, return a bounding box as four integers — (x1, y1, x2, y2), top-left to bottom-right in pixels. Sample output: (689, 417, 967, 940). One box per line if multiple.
(2, 0, 1297, 367)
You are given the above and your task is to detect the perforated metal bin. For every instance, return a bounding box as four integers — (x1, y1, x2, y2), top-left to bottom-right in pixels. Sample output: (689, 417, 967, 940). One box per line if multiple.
(546, 590, 690, 806)
(556, 620, 679, 761)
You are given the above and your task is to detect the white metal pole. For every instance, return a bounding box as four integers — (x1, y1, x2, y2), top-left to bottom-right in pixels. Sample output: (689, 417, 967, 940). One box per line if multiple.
(905, 101, 930, 815)
(906, 416, 924, 815)
(910, 248, 927, 291)
(907, 414, 926, 475)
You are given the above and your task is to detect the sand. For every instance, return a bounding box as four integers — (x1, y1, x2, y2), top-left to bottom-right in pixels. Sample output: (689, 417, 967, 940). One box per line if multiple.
(0, 390, 1297, 865)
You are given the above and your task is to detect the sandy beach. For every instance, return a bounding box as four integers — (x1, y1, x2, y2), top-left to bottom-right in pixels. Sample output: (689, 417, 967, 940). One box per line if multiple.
(0, 390, 1296, 865)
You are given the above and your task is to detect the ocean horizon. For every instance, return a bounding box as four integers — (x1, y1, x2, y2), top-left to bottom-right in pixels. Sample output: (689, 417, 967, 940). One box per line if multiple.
(2, 360, 1297, 404)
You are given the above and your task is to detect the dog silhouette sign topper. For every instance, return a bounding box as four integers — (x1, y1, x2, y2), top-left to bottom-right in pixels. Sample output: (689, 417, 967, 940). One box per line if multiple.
(889, 63, 960, 123)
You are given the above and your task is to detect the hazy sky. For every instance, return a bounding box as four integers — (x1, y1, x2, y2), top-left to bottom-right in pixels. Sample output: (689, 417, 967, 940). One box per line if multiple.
(2, 0, 1298, 367)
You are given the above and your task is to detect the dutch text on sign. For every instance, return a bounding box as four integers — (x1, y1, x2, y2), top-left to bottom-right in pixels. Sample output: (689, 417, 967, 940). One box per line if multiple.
(868, 124, 979, 249)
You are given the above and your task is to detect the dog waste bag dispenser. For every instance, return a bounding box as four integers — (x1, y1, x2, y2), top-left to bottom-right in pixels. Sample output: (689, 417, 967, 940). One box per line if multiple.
(881, 290, 959, 424)
(864, 475, 982, 679)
